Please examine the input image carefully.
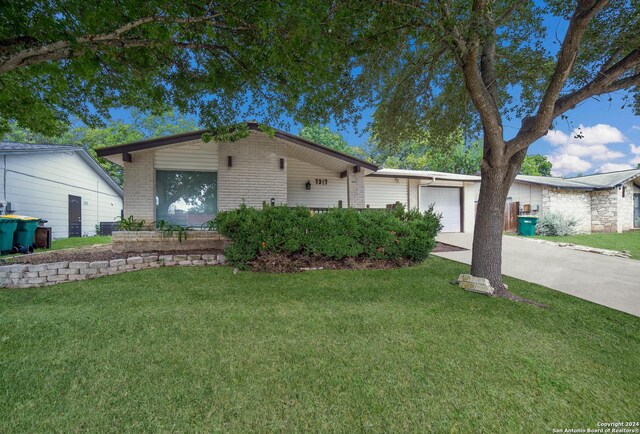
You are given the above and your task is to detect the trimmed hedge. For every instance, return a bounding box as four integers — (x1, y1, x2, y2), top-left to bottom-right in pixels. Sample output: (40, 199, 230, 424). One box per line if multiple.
(214, 205, 442, 266)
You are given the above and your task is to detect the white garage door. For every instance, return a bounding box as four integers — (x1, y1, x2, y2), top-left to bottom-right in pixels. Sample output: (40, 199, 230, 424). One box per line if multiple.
(420, 186, 461, 232)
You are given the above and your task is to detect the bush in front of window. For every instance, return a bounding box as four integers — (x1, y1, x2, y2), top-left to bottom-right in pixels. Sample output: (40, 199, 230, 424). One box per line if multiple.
(214, 204, 443, 266)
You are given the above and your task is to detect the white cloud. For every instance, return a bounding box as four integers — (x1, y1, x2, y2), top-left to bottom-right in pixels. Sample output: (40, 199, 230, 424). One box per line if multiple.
(548, 154, 592, 176)
(597, 163, 634, 173)
(561, 143, 625, 161)
(631, 156, 640, 166)
(630, 144, 640, 155)
(543, 123, 630, 176)
(632, 125, 640, 131)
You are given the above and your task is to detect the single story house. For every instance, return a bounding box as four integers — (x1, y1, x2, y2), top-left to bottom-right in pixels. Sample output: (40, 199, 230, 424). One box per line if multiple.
(96, 123, 640, 234)
(96, 123, 477, 233)
(0, 142, 124, 238)
(505, 169, 640, 233)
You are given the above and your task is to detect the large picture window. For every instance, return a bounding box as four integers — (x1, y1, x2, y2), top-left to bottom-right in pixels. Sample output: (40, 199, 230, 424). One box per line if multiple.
(156, 170, 217, 227)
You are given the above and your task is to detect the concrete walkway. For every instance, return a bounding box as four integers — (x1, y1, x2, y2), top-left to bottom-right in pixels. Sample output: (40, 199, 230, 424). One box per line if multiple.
(434, 233, 640, 317)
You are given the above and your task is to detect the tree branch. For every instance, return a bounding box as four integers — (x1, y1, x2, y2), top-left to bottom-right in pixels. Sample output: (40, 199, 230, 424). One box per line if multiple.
(0, 14, 240, 73)
(506, 0, 610, 156)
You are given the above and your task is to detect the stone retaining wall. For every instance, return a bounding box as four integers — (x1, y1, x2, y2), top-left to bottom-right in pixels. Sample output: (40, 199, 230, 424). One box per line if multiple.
(112, 231, 229, 253)
(0, 253, 227, 289)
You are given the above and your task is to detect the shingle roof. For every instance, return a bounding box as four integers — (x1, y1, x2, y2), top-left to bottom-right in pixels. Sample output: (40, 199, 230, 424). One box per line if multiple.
(0, 142, 79, 153)
(0, 142, 123, 197)
(565, 168, 640, 188)
(515, 169, 640, 190)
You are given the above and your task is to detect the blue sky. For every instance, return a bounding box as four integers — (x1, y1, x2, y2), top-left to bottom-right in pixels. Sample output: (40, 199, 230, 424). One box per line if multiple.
(110, 7, 640, 178)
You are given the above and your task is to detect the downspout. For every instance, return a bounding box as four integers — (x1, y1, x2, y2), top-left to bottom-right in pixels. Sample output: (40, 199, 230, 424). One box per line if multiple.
(417, 176, 437, 210)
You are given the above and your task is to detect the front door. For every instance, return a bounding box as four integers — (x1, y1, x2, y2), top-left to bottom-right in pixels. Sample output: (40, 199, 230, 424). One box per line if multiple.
(68, 195, 82, 237)
(634, 194, 640, 228)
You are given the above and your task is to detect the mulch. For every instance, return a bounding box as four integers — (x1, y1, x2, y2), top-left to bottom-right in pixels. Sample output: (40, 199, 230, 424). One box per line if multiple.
(247, 252, 415, 273)
(1, 245, 223, 265)
(432, 242, 467, 253)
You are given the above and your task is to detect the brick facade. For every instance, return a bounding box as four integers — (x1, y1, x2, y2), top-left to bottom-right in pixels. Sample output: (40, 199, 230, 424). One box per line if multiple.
(218, 133, 287, 211)
(123, 150, 155, 222)
(346, 169, 365, 208)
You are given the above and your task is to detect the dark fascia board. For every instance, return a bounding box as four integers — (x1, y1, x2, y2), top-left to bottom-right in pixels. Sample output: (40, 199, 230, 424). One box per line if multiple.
(96, 129, 207, 157)
(96, 122, 378, 171)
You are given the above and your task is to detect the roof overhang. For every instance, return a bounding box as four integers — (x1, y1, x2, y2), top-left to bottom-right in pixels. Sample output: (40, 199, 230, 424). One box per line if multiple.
(96, 122, 378, 172)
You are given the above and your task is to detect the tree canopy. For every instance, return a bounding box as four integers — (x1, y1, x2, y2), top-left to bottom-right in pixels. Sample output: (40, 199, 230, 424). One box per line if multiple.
(520, 155, 553, 177)
(2, 111, 197, 185)
(0, 1, 357, 137)
(298, 125, 357, 156)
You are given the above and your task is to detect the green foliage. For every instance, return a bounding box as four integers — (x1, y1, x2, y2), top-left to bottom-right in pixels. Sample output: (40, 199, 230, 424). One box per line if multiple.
(368, 130, 482, 175)
(298, 125, 361, 156)
(117, 216, 190, 242)
(2, 110, 198, 186)
(520, 155, 553, 177)
(214, 205, 442, 266)
(0, 1, 362, 136)
(535, 213, 579, 237)
(155, 220, 190, 242)
(118, 215, 147, 231)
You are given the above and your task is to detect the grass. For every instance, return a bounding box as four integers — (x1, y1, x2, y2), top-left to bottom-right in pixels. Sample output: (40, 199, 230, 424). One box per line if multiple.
(48, 235, 112, 251)
(1, 257, 639, 432)
(534, 231, 640, 260)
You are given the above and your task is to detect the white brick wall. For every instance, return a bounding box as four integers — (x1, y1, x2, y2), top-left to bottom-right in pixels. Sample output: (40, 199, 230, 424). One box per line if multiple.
(123, 150, 155, 222)
(218, 133, 287, 210)
(346, 170, 365, 208)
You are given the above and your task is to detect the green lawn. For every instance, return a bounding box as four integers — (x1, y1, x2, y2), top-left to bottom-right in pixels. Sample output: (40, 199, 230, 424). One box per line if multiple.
(534, 231, 640, 260)
(48, 235, 112, 251)
(1, 257, 639, 432)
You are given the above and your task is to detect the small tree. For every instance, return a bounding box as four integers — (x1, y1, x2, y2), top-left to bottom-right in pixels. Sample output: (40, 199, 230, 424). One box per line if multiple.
(520, 155, 553, 177)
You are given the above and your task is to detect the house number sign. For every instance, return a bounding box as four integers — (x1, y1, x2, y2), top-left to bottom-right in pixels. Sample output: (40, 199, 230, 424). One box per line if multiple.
(315, 178, 328, 185)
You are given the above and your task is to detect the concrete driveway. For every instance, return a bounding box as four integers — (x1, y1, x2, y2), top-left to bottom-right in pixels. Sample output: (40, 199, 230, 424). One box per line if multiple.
(434, 233, 640, 317)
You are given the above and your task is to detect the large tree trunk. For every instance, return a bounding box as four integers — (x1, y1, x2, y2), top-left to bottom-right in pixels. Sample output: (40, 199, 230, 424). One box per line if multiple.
(470, 145, 526, 295)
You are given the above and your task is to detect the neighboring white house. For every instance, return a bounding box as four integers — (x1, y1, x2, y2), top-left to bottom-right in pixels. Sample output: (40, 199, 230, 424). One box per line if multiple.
(95, 123, 640, 235)
(0, 142, 124, 238)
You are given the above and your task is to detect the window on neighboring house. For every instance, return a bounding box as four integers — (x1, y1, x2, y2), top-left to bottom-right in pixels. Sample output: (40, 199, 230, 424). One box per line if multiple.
(155, 170, 217, 227)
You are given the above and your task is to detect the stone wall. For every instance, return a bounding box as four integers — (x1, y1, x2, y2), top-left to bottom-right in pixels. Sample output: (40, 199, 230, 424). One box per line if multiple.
(112, 231, 228, 253)
(0, 253, 227, 289)
(541, 187, 592, 233)
(618, 181, 635, 231)
(590, 189, 619, 232)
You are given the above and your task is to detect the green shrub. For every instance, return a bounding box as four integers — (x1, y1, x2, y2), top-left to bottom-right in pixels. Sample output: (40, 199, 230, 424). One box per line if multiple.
(535, 212, 580, 236)
(214, 204, 442, 266)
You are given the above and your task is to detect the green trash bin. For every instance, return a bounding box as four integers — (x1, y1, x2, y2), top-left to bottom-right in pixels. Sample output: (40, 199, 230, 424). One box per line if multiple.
(0, 218, 18, 253)
(517, 215, 539, 237)
(4, 215, 39, 248)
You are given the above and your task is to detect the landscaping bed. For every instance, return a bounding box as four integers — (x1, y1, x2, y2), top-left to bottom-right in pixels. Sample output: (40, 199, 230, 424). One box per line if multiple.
(249, 242, 465, 273)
